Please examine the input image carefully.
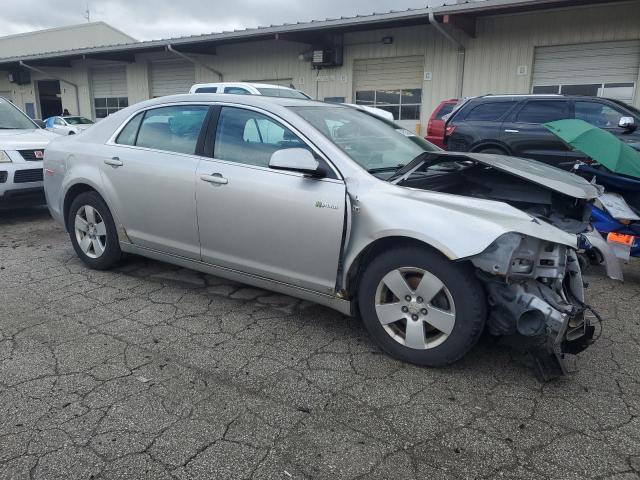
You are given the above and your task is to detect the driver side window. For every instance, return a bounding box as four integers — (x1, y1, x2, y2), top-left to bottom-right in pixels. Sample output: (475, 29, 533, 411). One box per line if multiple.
(214, 107, 307, 167)
(575, 101, 623, 128)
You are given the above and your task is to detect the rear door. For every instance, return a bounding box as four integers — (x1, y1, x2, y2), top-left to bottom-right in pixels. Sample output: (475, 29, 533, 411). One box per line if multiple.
(195, 105, 346, 293)
(446, 100, 515, 152)
(501, 99, 573, 167)
(100, 104, 210, 259)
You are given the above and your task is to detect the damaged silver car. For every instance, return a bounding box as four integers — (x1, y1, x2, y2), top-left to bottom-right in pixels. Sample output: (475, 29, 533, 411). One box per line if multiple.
(44, 95, 605, 377)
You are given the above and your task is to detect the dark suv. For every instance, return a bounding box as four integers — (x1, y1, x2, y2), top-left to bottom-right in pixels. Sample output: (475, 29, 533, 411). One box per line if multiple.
(444, 95, 640, 168)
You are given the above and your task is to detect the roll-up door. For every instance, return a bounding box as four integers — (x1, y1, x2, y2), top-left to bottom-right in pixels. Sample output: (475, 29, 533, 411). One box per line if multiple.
(91, 66, 128, 118)
(532, 41, 640, 103)
(150, 60, 196, 97)
(353, 56, 424, 128)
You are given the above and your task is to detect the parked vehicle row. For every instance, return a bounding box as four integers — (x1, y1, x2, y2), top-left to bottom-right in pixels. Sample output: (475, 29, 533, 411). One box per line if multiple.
(42, 92, 607, 378)
(432, 94, 639, 169)
(44, 115, 94, 135)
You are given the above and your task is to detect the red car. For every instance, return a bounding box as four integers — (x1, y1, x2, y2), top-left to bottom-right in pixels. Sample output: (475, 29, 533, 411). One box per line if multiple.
(426, 99, 458, 149)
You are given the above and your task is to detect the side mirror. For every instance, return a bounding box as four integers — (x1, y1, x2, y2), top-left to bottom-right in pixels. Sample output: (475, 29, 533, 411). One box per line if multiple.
(33, 119, 46, 129)
(619, 116, 636, 131)
(269, 148, 325, 178)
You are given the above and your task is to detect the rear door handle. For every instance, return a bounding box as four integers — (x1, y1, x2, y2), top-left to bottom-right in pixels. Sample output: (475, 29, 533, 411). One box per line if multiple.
(200, 173, 228, 185)
(104, 157, 123, 167)
(504, 129, 520, 133)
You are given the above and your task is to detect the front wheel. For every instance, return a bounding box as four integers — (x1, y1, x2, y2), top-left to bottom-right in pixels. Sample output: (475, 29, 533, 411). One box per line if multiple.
(68, 191, 121, 270)
(357, 245, 486, 367)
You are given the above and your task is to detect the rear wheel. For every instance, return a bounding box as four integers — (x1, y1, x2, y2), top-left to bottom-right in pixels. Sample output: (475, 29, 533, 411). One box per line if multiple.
(357, 245, 486, 367)
(68, 191, 121, 270)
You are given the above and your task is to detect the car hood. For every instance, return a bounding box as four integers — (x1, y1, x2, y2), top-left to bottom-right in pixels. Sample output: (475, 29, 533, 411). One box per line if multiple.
(0, 128, 57, 148)
(401, 151, 600, 200)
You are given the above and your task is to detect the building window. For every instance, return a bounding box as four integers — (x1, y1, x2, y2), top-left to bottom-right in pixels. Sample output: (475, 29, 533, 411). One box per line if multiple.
(355, 89, 422, 120)
(532, 82, 635, 103)
(94, 97, 128, 119)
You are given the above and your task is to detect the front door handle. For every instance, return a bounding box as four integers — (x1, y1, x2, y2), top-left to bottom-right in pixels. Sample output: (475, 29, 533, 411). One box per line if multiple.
(104, 157, 123, 167)
(200, 173, 228, 185)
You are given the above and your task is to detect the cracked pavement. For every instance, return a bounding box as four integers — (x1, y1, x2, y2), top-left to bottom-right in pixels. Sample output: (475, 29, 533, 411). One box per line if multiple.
(1, 207, 639, 480)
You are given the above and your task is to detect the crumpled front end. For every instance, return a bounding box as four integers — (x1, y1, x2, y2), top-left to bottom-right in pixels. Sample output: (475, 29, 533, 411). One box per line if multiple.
(470, 233, 598, 380)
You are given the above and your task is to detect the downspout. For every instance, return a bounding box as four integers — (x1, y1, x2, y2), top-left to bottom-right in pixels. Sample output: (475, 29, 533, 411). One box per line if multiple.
(428, 11, 465, 98)
(166, 44, 223, 81)
(19, 61, 81, 116)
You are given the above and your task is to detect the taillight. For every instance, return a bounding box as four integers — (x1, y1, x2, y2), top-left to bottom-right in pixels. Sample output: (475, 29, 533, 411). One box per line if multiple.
(445, 125, 457, 137)
(426, 119, 434, 136)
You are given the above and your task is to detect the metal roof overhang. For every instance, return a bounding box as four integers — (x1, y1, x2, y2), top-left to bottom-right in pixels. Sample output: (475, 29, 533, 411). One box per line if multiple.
(0, 0, 628, 70)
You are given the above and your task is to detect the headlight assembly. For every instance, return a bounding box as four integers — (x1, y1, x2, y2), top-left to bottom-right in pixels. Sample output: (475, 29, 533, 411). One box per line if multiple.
(0, 151, 11, 163)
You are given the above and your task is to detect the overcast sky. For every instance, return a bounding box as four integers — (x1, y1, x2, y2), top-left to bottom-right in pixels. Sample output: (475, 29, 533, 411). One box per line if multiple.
(0, 0, 457, 41)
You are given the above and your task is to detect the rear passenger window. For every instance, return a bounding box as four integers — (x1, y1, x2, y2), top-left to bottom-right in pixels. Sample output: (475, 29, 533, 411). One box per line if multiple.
(516, 101, 569, 124)
(464, 102, 515, 121)
(224, 87, 251, 95)
(135, 105, 209, 155)
(115, 112, 144, 146)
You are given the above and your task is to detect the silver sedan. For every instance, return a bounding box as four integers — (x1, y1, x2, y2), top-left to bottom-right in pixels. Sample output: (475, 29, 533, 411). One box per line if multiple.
(44, 94, 601, 376)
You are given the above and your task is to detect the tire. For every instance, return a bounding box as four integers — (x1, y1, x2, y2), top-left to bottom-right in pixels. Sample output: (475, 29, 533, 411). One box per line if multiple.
(357, 245, 486, 367)
(67, 191, 121, 270)
(476, 147, 507, 155)
(68, 131, 75, 135)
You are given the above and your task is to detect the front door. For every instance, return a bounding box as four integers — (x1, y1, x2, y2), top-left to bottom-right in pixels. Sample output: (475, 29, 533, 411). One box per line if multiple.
(196, 106, 346, 293)
(100, 104, 210, 259)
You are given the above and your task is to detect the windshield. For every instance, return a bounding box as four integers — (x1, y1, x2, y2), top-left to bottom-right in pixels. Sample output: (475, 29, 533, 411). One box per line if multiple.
(290, 105, 438, 175)
(608, 99, 640, 117)
(0, 98, 37, 129)
(257, 88, 310, 100)
(64, 116, 93, 125)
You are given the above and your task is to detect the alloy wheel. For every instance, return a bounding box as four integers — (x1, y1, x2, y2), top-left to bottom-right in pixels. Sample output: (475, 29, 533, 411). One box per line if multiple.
(374, 267, 456, 349)
(74, 205, 107, 259)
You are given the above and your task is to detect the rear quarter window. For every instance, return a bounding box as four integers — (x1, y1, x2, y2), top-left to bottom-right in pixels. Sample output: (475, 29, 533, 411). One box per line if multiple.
(194, 87, 218, 93)
(435, 102, 456, 120)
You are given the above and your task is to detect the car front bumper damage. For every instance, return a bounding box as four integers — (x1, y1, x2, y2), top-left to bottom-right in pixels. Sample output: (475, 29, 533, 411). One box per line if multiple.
(470, 233, 598, 380)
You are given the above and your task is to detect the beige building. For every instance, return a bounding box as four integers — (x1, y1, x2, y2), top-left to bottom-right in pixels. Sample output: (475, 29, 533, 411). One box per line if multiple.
(0, 0, 638, 132)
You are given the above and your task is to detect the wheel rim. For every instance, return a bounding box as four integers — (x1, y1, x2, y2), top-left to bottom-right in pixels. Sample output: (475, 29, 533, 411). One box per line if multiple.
(74, 205, 107, 259)
(374, 267, 456, 350)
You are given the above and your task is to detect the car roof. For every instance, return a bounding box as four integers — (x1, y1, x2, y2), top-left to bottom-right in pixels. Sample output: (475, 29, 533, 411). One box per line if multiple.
(136, 93, 330, 109)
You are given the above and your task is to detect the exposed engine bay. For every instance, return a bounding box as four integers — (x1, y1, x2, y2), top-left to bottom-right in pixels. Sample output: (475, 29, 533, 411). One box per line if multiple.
(396, 156, 592, 234)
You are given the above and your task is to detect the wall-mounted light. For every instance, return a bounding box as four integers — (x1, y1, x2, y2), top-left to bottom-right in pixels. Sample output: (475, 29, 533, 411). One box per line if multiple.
(382, 36, 394, 45)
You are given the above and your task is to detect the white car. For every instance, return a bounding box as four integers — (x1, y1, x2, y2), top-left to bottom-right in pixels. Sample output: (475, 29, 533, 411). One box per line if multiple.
(189, 82, 312, 99)
(44, 115, 94, 135)
(0, 97, 57, 207)
(190, 82, 395, 121)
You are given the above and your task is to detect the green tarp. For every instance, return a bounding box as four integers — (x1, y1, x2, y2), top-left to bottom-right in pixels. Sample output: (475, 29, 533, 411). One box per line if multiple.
(544, 119, 640, 179)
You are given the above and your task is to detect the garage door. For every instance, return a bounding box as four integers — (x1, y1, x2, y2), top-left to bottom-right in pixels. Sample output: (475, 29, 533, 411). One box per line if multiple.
(353, 56, 424, 128)
(150, 61, 195, 97)
(91, 66, 128, 118)
(532, 40, 640, 103)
